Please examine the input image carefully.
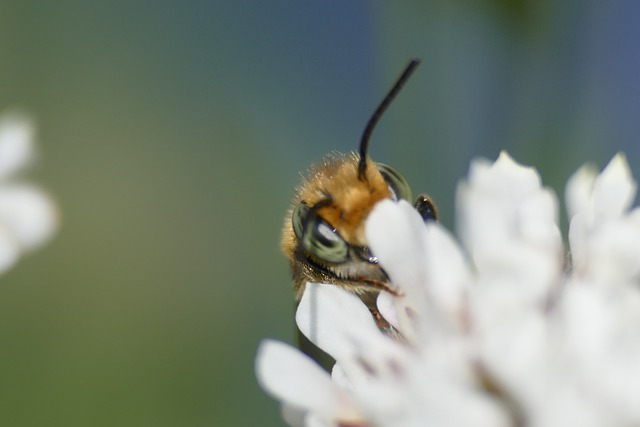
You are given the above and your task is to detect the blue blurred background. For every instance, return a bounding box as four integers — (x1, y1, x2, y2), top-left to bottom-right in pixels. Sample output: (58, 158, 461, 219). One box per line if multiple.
(0, 1, 638, 425)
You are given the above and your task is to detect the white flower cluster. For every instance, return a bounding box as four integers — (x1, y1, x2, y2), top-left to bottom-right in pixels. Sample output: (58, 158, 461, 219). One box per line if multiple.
(257, 152, 640, 427)
(0, 112, 58, 275)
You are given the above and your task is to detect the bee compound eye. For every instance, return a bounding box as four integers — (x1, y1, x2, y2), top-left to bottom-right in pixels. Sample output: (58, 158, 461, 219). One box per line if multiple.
(302, 216, 349, 263)
(376, 163, 413, 202)
(292, 202, 310, 240)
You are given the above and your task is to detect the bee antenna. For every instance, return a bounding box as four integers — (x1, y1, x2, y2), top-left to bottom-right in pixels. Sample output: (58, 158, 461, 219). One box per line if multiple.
(358, 58, 421, 181)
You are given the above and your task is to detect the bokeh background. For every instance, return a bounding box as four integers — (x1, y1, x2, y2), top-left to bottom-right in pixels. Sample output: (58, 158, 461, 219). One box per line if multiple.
(0, 1, 639, 426)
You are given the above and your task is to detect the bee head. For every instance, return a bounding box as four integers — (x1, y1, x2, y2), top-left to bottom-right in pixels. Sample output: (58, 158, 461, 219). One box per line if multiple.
(281, 58, 435, 292)
(290, 153, 414, 264)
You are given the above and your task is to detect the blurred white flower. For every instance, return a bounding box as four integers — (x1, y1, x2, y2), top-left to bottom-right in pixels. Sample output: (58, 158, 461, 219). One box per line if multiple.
(257, 151, 640, 427)
(0, 112, 58, 275)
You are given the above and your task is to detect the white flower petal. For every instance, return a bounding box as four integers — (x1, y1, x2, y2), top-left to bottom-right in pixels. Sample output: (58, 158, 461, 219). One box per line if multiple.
(555, 284, 640, 424)
(353, 338, 510, 427)
(330, 363, 351, 390)
(591, 153, 636, 222)
(457, 152, 556, 261)
(255, 339, 360, 423)
(568, 154, 639, 280)
(409, 376, 510, 427)
(365, 199, 430, 341)
(476, 306, 544, 373)
(296, 283, 381, 361)
(527, 386, 611, 427)
(561, 283, 610, 370)
(0, 184, 58, 251)
(365, 199, 428, 295)
(475, 243, 559, 304)
(376, 291, 400, 331)
(565, 163, 597, 222)
(518, 189, 562, 250)
(468, 151, 541, 196)
(423, 222, 472, 329)
(303, 413, 335, 427)
(0, 113, 35, 180)
(584, 218, 640, 284)
(281, 404, 306, 427)
(296, 283, 408, 382)
(458, 152, 562, 305)
(568, 212, 589, 273)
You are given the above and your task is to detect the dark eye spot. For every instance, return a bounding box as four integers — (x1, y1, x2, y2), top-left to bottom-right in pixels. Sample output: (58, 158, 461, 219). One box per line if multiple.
(414, 195, 438, 222)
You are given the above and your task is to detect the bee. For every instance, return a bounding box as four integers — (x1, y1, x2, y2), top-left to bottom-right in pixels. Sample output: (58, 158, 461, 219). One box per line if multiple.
(282, 59, 437, 362)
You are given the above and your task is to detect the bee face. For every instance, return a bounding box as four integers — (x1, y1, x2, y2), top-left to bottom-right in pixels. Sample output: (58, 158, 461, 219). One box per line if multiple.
(282, 60, 437, 306)
(282, 152, 435, 302)
(293, 154, 402, 250)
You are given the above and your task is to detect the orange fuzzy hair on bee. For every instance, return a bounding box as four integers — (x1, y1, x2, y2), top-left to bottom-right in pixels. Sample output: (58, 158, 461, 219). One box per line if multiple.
(281, 151, 391, 260)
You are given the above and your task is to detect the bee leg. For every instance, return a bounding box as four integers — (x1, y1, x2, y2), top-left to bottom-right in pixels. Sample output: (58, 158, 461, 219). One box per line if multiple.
(361, 295, 405, 341)
(357, 278, 403, 297)
(414, 194, 438, 222)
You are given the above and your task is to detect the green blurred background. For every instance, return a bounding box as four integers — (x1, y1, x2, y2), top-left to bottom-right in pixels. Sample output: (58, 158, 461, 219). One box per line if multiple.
(0, 1, 638, 426)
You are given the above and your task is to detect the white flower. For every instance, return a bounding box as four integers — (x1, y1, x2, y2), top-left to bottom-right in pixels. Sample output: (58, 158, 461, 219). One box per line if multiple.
(257, 151, 640, 427)
(0, 112, 58, 275)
